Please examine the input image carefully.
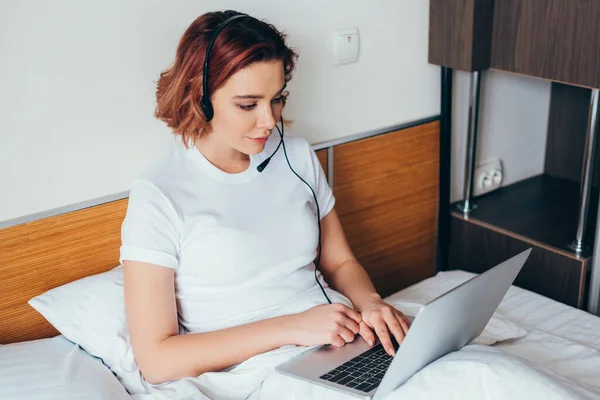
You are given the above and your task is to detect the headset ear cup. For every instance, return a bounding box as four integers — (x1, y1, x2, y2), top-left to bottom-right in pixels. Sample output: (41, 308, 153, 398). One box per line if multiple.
(201, 96, 214, 122)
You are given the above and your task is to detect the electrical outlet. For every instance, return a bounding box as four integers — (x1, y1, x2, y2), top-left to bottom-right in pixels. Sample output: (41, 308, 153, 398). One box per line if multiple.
(473, 158, 503, 196)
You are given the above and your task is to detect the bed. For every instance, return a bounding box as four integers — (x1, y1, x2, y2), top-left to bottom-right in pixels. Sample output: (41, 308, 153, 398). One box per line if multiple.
(1, 119, 599, 399)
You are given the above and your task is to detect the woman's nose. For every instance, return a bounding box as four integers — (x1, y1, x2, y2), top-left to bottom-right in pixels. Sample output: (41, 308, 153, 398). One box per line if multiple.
(258, 105, 276, 129)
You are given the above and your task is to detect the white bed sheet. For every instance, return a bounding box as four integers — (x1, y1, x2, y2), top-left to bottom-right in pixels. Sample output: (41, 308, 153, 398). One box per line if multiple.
(253, 270, 600, 400)
(0, 335, 130, 400)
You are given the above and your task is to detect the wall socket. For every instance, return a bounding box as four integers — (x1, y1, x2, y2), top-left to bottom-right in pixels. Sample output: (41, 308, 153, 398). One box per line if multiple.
(473, 158, 503, 196)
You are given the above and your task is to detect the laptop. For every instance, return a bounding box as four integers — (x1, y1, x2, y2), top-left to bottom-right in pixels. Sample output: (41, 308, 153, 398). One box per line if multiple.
(275, 248, 532, 399)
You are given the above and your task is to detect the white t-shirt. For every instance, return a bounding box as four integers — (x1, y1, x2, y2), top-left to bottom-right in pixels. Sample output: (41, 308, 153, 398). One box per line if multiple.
(120, 132, 351, 333)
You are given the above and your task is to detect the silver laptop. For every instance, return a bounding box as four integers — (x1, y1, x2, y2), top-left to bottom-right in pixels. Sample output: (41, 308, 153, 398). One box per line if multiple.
(275, 248, 532, 399)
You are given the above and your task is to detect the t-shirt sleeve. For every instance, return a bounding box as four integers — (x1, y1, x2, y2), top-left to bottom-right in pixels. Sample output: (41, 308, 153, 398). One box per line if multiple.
(119, 180, 180, 269)
(307, 144, 336, 220)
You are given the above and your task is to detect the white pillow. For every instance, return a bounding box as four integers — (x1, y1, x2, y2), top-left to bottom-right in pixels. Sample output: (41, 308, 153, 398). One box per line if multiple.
(28, 266, 149, 395)
(0, 335, 130, 400)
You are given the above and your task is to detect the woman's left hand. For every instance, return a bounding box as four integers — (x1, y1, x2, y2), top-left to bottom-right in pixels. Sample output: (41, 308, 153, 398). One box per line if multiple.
(358, 301, 411, 356)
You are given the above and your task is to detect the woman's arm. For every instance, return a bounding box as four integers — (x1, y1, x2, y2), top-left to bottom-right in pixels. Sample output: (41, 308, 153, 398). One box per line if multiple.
(124, 260, 362, 384)
(317, 208, 411, 356)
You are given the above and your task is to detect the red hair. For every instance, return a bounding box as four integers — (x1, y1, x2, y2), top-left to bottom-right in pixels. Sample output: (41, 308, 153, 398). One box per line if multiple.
(154, 10, 298, 146)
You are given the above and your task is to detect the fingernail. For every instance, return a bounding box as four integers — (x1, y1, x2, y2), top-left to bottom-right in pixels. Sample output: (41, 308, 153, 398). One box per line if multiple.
(369, 339, 374, 346)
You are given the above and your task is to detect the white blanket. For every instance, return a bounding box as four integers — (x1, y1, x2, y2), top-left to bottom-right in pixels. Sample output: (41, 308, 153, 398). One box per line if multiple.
(257, 345, 600, 400)
(132, 319, 598, 400)
(129, 272, 600, 400)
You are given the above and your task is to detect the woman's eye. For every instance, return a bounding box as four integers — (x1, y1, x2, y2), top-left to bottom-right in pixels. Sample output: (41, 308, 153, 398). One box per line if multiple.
(273, 93, 288, 105)
(237, 93, 287, 111)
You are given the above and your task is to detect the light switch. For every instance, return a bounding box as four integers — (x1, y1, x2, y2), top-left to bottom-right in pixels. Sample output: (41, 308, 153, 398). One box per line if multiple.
(332, 28, 359, 65)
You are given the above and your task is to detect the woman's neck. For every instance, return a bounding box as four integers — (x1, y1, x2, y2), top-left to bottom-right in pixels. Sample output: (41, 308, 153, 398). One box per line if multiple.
(194, 133, 250, 174)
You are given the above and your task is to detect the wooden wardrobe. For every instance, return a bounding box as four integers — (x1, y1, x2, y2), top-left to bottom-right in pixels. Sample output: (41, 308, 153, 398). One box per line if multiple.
(428, 0, 600, 312)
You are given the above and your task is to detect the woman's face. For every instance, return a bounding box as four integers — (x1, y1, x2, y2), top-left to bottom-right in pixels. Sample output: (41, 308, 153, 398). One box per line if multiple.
(207, 60, 287, 156)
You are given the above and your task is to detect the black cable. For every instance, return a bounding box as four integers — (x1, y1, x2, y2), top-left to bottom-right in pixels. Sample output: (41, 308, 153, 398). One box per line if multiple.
(274, 122, 332, 304)
(201, 15, 331, 305)
(256, 136, 282, 172)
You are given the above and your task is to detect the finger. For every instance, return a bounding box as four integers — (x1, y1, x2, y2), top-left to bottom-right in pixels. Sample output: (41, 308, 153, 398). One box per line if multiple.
(336, 325, 356, 343)
(399, 311, 412, 327)
(371, 315, 395, 356)
(382, 308, 406, 346)
(336, 314, 360, 335)
(358, 321, 377, 346)
(396, 311, 411, 334)
(329, 333, 346, 348)
(340, 305, 362, 324)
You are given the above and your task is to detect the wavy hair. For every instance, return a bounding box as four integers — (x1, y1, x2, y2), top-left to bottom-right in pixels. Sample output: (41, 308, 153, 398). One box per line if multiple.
(154, 10, 298, 146)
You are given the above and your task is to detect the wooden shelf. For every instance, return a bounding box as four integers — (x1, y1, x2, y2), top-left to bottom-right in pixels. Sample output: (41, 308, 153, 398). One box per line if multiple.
(452, 174, 599, 258)
(449, 174, 595, 308)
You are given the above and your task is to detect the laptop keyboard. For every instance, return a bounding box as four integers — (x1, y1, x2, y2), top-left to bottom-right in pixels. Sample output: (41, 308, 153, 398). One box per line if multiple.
(319, 339, 400, 393)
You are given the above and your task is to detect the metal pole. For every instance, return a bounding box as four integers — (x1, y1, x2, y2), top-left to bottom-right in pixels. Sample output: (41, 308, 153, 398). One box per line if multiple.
(569, 89, 599, 253)
(457, 71, 482, 214)
(437, 66, 453, 273)
(588, 205, 600, 314)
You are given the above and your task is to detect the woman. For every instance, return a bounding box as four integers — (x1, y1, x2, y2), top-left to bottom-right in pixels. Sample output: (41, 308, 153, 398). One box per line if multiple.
(120, 10, 411, 385)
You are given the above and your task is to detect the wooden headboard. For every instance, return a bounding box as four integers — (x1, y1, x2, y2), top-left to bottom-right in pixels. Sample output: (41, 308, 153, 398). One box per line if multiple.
(0, 119, 440, 344)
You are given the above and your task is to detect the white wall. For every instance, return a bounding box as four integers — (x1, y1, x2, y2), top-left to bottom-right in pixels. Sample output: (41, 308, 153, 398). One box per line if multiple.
(451, 70, 551, 202)
(1, 0, 551, 222)
(0, 0, 439, 222)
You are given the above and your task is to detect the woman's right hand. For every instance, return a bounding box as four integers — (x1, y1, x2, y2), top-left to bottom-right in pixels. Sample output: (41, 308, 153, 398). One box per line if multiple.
(286, 303, 363, 348)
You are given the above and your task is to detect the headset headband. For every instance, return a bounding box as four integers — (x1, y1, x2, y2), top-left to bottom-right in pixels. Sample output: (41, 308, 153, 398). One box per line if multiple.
(201, 14, 254, 122)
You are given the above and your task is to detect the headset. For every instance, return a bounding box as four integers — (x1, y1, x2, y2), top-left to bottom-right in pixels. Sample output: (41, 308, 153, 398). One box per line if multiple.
(201, 14, 332, 304)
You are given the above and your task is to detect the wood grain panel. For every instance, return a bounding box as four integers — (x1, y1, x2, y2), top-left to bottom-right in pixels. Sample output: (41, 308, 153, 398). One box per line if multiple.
(0, 199, 128, 344)
(334, 122, 440, 297)
(544, 83, 600, 188)
(491, 0, 600, 88)
(316, 148, 328, 182)
(450, 214, 588, 308)
(428, 0, 494, 71)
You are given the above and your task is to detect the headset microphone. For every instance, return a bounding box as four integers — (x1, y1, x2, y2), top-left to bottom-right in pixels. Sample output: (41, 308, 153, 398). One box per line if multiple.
(257, 120, 284, 172)
(256, 159, 270, 172)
